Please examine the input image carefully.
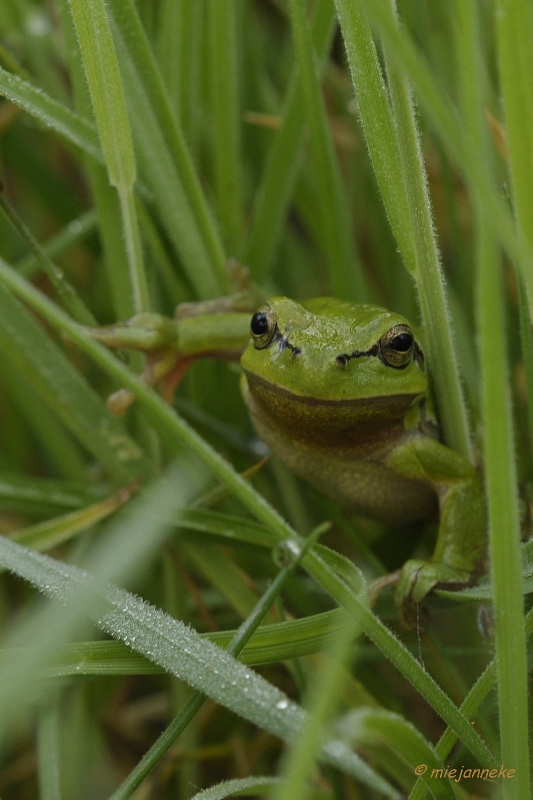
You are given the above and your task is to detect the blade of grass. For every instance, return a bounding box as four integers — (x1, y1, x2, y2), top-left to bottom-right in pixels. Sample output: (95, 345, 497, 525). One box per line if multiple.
(90, 164, 137, 320)
(0, 40, 33, 81)
(383, 29, 472, 460)
(1, 609, 353, 677)
(338, 709, 455, 800)
(177, 509, 275, 548)
(477, 227, 529, 798)
(346, 0, 533, 317)
(55, 0, 141, 321)
(107, 0, 230, 297)
(156, 0, 203, 144)
(208, 0, 244, 254)
(0, 531, 395, 797)
(0, 257, 498, 770)
(272, 612, 363, 800)
(8, 486, 133, 555)
(332, 1, 415, 275)
(0, 192, 96, 325)
(14, 209, 97, 278)
(287, 0, 368, 301)
(334, 0, 472, 459)
(191, 777, 281, 800)
(136, 199, 189, 307)
(409, 607, 533, 800)
(244, 0, 337, 280)
(0, 473, 107, 516)
(0, 356, 89, 481)
(495, 0, 533, 255)
(0, 65, 102, 161)
(66, 0, 149, 313)
(0, 278, 154, 484)
(455, 4, 531, 795)
(36, 693, 62, 800)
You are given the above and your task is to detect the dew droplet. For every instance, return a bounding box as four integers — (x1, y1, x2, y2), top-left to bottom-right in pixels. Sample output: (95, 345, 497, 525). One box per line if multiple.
(273, 538, 302, 569)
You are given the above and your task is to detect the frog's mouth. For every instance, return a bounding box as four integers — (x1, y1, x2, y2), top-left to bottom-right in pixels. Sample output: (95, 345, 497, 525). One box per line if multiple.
(242, 370, 423, 434)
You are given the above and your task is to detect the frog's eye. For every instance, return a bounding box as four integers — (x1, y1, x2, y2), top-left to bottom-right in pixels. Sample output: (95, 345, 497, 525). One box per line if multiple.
(250, 304, 278, 349)
(379, 324, 415, 368)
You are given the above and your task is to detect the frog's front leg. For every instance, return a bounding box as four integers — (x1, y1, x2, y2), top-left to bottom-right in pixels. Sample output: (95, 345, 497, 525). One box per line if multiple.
(86, 305, 256, 415)
(385, 436, 486, 628)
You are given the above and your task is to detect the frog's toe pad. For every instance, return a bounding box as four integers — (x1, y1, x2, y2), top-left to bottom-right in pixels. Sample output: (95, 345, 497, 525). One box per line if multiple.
(396, 559, 472, 629)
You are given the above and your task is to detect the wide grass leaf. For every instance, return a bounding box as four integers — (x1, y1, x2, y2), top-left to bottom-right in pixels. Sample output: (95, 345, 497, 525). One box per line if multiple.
(0, 536, 394, 792)
(338, 708, 455, 799)
(190, 777, 281, 800)
(0, 472, 107, 516)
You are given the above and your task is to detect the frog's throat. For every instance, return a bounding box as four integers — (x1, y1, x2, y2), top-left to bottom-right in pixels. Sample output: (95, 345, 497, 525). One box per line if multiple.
(241, 372, 423, 448)
(241, 379, 438, 521)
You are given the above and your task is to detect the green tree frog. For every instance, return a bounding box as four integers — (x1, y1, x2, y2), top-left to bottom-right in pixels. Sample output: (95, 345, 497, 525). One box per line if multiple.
(243, 297, 485, 626)
(90, 294, 485, 627)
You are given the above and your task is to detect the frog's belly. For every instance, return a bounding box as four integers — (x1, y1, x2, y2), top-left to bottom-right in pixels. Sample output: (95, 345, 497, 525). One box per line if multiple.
(247, 399, 438, 525)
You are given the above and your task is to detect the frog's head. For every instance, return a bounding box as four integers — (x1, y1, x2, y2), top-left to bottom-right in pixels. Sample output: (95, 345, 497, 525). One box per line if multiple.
(241, 297, 427, 439)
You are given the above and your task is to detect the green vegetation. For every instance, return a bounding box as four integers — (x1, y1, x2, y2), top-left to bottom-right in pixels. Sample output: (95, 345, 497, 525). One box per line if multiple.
(0, 0, 531, 798)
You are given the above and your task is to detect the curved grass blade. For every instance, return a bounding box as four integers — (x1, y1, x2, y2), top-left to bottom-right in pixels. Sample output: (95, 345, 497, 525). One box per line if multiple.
(0, 536, 395, 796)
(190, 777, 281, 800)
(0, 191, 96, 325)
(338, 708, 454, 800)
(14, 209, 98, 280)
(409, 606, 533, 800)
(8, 485, 134, 554)
(1, 609, 352, 677)
(0, 473, 107, 516)
(0, 66, 102, 161)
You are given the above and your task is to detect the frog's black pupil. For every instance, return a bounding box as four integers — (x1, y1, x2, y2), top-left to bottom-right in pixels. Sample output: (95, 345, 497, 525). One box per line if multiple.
(251, 311, 269, 335)
(392, 333, 413, 351)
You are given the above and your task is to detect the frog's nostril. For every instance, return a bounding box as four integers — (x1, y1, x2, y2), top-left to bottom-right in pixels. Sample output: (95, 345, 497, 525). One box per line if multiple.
(336, 354, 349, 367)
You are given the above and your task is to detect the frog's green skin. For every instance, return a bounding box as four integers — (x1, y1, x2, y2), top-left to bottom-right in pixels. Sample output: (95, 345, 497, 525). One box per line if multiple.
(241, 298, 485, 626)
(90, 295, 486, 626)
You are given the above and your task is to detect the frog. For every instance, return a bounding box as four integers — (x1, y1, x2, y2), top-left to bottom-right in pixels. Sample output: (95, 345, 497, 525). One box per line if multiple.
(242, 297, 485, 626)
(88, 293, 486, 627)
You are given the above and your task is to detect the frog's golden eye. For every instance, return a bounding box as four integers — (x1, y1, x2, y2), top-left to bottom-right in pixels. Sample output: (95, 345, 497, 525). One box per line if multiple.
(250, 304, 278, 349)
(379, 324, 415, 368)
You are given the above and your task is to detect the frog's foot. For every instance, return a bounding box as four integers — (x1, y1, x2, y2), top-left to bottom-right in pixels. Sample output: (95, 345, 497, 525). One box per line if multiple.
(106, 350, 194, 416)
(396, 559, 473, 630)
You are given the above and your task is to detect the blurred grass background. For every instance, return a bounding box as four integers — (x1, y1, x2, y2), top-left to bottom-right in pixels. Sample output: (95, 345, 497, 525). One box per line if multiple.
(0, 0, 531, 798)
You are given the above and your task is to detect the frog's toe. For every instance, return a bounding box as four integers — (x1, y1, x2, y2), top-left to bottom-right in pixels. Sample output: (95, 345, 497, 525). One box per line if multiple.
(396, 559, 472, 629)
